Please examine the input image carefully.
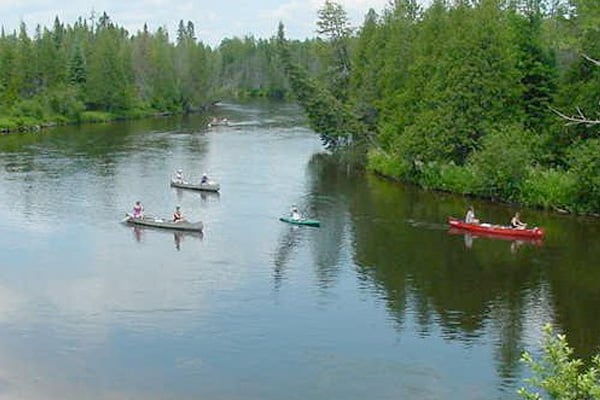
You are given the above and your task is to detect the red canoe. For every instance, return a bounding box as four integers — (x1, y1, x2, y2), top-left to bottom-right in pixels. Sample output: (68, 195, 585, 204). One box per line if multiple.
(448, 217, 545, 239)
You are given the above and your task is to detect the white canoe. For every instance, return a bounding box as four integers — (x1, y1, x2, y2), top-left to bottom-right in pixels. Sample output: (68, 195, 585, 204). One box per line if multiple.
(124, 214, 203, 232)
(170, 179, 220, 192)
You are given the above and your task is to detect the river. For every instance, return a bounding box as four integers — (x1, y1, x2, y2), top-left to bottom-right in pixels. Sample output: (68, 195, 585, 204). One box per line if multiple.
(0, 101, 599, 399)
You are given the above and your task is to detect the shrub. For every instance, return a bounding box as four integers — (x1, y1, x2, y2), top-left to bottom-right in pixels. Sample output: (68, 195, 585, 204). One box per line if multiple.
(518, 167, 577, 211)
(519, 324, 600, 399)
(468, 125, 534, 201)
(48, 86, 85, 120)
(0, 117, 19, 132)
(80, 111, 113, 123)
(567, 139, 600, 214)
(437, 163, 479, 194)
(12, 98, 46, 120)
(367, 148, 410, 180)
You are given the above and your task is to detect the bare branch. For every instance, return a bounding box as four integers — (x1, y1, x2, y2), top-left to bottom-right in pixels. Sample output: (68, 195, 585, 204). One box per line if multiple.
(582, 54, 600, 67)
(551, 55, 600, 126)
(550, 107, 600, 126)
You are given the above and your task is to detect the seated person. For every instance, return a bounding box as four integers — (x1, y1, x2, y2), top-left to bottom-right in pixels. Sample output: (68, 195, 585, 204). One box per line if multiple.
(175, 169, 184, 183)
(465, 206, 479, 224)
(132, 201, 144, 219)
(173, 206, 185, 223)
(201, 173, 209, 184)
(510, 212, 527, 229)
(290, 206, 302, 221)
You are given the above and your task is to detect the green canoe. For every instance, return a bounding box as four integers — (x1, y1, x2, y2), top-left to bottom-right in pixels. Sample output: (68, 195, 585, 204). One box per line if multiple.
(279, 217, 320, 227)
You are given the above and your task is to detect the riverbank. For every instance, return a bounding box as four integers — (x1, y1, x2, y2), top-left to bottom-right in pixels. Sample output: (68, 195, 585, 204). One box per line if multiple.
(0, 105, 219, 135)
(367, 148, 599, 217)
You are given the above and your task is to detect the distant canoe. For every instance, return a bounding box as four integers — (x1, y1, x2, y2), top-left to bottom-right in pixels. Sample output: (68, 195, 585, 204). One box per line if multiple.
(170, 179, 220, 192)
(124, 214, 203, 232)
(279, 216, 320, 227)
(207, 118, 229, 127)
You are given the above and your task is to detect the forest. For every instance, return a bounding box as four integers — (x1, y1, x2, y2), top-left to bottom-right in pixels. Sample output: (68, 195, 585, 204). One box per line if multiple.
(0, 0, 598, 213)
(0, 11, 319, 131)
(277, 0, 600, 215)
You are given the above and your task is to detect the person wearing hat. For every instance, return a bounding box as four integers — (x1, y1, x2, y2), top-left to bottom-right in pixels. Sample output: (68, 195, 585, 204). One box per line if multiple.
(173, 205, 185, 223)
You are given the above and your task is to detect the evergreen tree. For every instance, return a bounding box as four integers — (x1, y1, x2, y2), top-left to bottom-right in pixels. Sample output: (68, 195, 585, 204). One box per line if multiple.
(148, 27, 178, 111)
(85, 15, 134, 112)
(0, 30, 17, 106)
(316, 0, 353, 101)
(350, 8, 382, 130)
(509, 2, 558, 136)
(131, 24, 152, 105)
(14, 22, 36, 98)
(276, 22, 363, 149)
(175, 20, 210, 112)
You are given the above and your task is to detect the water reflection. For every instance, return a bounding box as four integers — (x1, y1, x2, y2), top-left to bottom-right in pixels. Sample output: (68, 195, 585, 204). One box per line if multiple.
(200, 191, 220, 203)
(447, 228, 544, 252)
(125, 225, 203, 250)
(172, 187, 220, 203)
(133, 226, 142, 243)
(303, 152, 562, 391)
(172, 231, 204, 250)
(272, 225, 303, 289)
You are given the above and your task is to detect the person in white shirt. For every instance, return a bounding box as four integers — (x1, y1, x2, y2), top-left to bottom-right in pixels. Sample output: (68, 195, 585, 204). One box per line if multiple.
(465, 206, 479, 224)
(290, 206, 302, 221)
(175, 169, 184, 183)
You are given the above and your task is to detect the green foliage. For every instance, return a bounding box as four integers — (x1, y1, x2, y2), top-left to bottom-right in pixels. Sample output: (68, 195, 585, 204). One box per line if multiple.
(276, 22, 364, 150)
(519, 324, 600, 399)
(79, 111, 113, 123)
(468, 125, 534, 201)
(344, 0, 600, 213)
(11, 98, 45, 119)
(509, 3, 558, 134)
(431, 163, 479, 195)
(216, 35, 291, 102)
(68, 42, 86, 86)
(376, 0, 524, 167)
(567, 139, 600, 213)
(518, 166, 576, 211)
(85, 21, 135, 112)
(316, 0, 353, 101)
(0, 117, 19, 132)
(47, 85, 86, 120)
(367, 148, 410, 179)
(349, 8, 382, 130)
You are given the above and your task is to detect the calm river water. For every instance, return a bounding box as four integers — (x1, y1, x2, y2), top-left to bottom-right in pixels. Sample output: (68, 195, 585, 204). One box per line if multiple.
(0, 101, 599, 400)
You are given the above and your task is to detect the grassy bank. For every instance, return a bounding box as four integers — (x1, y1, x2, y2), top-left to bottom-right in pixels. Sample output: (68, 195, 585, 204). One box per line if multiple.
(367, 148, 597, 216)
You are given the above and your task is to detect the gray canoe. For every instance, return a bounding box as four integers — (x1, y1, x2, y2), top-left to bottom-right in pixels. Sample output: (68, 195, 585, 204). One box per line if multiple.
(124, 214, 203, 232)
(170, 179, 220, 192)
